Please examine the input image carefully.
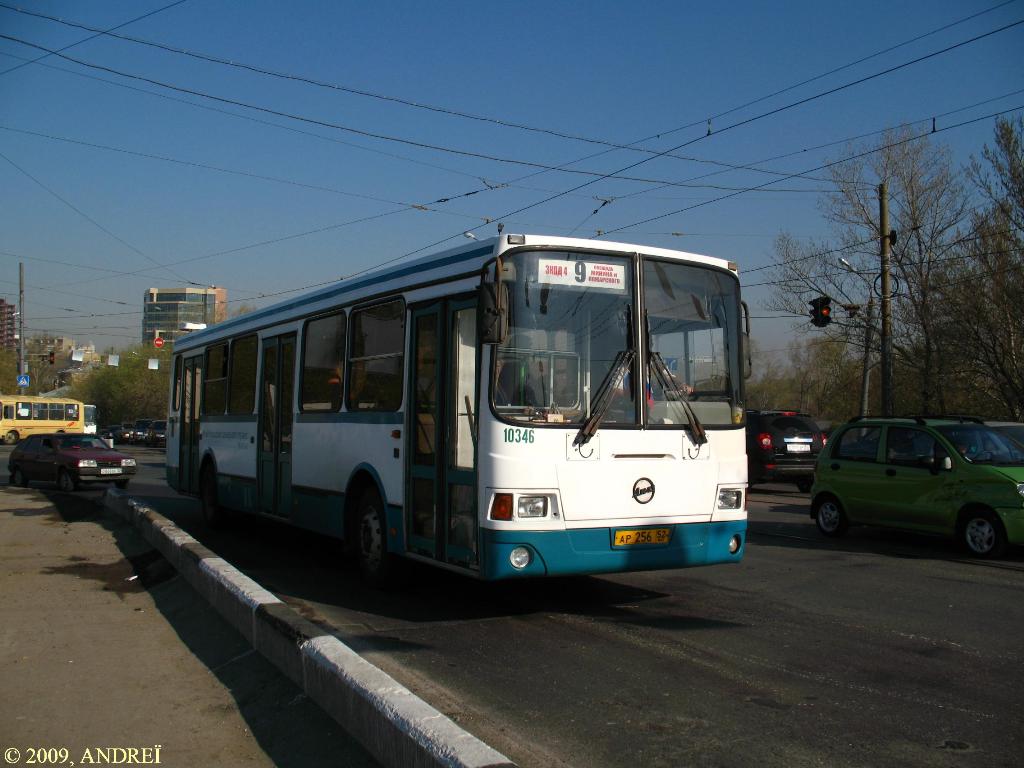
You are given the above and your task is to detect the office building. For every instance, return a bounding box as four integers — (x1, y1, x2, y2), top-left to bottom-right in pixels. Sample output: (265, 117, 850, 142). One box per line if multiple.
(142, 287, 227, 345)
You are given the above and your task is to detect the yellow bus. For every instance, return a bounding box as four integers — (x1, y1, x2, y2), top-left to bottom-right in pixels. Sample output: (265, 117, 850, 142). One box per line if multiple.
(0, 395, 86, 444)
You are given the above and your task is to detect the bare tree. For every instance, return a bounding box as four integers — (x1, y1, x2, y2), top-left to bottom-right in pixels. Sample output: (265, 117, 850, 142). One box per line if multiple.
(936, 117, 1024, 419)
(768, 127, 970, 414)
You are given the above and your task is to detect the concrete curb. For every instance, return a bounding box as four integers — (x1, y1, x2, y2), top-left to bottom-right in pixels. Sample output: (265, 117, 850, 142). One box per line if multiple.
(103, 491, 515, 768)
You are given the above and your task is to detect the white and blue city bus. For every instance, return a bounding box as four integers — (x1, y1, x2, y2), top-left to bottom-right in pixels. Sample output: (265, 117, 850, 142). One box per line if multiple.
(166, 234, 749, 581)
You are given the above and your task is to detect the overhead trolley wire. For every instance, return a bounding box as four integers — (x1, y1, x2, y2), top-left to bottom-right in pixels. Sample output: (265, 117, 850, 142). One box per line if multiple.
(1, 0, 1014, 186)
(0, 150, 198, 286)
(2, 17, 1020, 195)
(597, 105, 1024, 238)
(0, 0, 189, 77)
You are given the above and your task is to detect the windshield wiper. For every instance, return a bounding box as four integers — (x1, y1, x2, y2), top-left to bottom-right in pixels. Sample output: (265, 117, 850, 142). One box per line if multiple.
(573, 349, 635, 448)
(649, 350, 707, 445)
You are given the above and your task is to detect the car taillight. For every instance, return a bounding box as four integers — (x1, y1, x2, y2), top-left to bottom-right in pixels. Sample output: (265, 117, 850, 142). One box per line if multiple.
(758, 432, 773, 451)
(821, 432, 828, 447)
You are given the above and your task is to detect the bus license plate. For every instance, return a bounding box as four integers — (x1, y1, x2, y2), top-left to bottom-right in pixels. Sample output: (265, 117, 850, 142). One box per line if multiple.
(100, 468, 122, 475)
(614, 528, 671, 546)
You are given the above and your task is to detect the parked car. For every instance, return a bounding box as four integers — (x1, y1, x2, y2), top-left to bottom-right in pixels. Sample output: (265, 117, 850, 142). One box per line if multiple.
(810, 416, 1024, 558)
(746, 410, 827, 492)
(8, 433, 137, 491)
(128, 419, 154, 444)
(145, 420, 167, 447)
(99, 424, 121, 441)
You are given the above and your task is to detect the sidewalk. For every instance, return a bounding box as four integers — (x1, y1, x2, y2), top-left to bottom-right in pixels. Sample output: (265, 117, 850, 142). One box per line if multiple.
(0, 485, 377, 768)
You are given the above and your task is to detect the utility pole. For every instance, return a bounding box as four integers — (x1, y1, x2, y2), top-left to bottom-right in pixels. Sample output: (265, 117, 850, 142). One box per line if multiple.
(879, 183, 894, 417)
(18, 263, 26, 393)
(859, 296, 875, 418)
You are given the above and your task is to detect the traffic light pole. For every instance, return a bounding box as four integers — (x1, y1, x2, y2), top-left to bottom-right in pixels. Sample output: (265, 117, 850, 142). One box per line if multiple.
(859, 296, 874, 418)
(879, 183, 894, 417)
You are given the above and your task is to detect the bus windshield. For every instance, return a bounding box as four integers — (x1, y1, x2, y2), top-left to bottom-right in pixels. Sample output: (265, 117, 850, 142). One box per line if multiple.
(492, 250, 742, 428)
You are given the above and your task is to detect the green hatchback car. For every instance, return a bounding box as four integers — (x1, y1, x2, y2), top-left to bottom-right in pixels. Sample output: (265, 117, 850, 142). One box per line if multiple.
(810, 417, 1024, 558)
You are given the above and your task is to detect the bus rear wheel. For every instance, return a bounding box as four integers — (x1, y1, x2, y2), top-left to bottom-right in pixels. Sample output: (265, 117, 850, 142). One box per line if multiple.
(357, 488, 396, 587)
(4, 430, 18, 445)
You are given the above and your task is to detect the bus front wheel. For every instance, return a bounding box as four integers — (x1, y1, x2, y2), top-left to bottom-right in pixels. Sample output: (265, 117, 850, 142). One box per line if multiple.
(200, 466, 227, 528)
(357, 489, 396, 587)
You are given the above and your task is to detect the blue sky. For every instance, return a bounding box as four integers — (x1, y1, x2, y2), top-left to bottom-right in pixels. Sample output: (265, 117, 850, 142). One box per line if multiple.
(0, 0, 1021, 355)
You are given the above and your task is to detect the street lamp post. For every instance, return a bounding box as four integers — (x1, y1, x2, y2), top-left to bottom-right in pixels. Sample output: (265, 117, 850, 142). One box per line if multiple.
(879, 183, 894, 418)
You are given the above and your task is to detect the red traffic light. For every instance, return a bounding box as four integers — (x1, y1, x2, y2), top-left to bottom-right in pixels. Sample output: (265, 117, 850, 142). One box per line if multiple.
(809, 295, 833, 328)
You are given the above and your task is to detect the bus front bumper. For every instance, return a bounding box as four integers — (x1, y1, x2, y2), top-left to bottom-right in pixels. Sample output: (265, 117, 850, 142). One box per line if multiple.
(480, 520, 746, 580)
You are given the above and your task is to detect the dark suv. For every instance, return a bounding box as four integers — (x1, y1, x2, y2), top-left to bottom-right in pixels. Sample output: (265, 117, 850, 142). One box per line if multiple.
(746, 410, 826, 492)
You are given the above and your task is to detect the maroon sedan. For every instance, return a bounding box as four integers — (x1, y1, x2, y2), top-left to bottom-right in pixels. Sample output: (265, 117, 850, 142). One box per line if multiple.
(8, 433, 137, 491)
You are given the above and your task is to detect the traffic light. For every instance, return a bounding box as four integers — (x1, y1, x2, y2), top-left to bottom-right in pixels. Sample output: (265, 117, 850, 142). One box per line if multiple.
(48, 350, 55, 365)
(809, 295, 832, 328)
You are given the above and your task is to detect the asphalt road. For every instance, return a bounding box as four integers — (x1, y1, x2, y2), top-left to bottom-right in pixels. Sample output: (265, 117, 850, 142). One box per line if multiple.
(6, 444, 1022, 768)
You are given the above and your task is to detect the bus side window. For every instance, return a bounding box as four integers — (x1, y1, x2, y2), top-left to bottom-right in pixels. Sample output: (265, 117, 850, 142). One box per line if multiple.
(3, 405, 12, 420)
(347, 299, 405, 411)
(16, 403, 31, 420)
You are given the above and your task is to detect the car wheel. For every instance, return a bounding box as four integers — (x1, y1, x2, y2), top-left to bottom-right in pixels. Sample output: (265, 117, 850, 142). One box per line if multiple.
(796, 479, 813, 494)
(200, 466, 227, 528)
(357, 488, 396, 587)
(960, 509, 1006, 559)
(813, 495, 848, 537)
(4, 430, 18, 445)
(114, 479, 130, 490)
(57, 468, 78, 492)
(10, 466, 28, 487)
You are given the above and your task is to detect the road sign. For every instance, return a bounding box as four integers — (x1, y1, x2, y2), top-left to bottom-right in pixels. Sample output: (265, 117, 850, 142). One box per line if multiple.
(153, 337, 165, 349)
(17, 374, 29, 388)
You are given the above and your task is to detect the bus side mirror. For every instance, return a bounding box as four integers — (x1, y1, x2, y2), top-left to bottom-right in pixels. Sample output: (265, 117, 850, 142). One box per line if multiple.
(479, 282, 508, 345)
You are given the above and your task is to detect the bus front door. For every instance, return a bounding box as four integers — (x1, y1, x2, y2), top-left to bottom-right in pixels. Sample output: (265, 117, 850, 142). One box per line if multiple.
(407, 299, 478, 569)
(258, 334, 295, 518)
(179, 355, 203, 494)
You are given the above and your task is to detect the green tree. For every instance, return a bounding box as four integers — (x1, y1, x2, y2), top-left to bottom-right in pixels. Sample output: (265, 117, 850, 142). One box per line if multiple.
(68, 346, 173, 424)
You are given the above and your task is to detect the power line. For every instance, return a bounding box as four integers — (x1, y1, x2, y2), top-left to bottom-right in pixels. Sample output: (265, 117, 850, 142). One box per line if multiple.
(0, 0, 189, 77)
(9, 0, 1003, 188)
(0, 150, 195, 285)
(598, 105, 1024, 237)
(0, 123, 834, 198)
(2, 16, 1020, 201)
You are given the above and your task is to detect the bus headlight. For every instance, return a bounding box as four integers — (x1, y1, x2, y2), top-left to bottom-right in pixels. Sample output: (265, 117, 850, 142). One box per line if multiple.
(509, 546, 531, 569)
(717, 489, 743, 509)
(517, 496, 548, 518)
(78, 459, 97, 468)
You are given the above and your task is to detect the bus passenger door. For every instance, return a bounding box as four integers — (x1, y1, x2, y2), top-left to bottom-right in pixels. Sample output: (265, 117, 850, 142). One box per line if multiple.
(258, 334, 295, 518)
(407, 299, 478, 568)
(179, 355, 203, 494)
